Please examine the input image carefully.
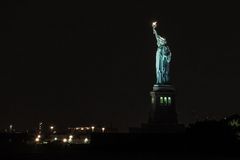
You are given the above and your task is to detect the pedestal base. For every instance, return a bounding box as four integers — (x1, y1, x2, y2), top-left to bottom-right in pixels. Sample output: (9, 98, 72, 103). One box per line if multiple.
(129, 84, 185, 133)
(149, 84, 177, 124)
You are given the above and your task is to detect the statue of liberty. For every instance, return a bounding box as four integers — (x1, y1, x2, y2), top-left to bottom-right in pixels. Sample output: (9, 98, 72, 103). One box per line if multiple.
(152, 21, 172, 85)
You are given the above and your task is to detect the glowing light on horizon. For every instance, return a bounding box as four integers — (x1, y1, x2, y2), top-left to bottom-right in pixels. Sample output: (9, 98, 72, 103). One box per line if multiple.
(35, 138, 40, 142)
(84, 138, 89, 144)
(102, 127, 105, 132)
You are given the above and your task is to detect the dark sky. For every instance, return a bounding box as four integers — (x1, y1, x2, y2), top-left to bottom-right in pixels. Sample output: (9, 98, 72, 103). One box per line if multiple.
(0, 1, 240, 131)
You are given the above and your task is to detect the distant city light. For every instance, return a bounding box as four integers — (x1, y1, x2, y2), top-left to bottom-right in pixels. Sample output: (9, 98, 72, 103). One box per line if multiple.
(54, 137, 58, 141)
(80, 127, 84, 131)
(50, 126, 54, 130)
(102, 127, 105, 132)
(37, 135, 41, 138)
(84, 138, 89, 144)
(63, 138, 67, 143)
(35, 138, 40, 142)
(69, 135, 73, 139)
(68, 138, 72, 143)
(91, 126, 95, 131)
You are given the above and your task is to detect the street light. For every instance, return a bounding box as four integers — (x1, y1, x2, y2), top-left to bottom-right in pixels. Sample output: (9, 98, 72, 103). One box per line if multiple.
(63, 138, 67, 143)
(84, 138, 89, 144)
(101, 127, 105, 132)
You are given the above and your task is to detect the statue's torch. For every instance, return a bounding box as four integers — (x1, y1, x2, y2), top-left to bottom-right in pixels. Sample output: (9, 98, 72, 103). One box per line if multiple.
(152, 21, 157, 28)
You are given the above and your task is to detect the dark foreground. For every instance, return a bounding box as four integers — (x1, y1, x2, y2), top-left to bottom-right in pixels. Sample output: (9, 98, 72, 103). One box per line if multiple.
(0, 132, 240, 160)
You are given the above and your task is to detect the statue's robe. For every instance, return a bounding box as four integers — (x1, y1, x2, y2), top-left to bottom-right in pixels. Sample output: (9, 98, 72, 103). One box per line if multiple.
(155, 36, 171, 84)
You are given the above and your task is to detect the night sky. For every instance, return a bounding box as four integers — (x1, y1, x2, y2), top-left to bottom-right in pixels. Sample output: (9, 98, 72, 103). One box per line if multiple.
(0, 1, 240, 131)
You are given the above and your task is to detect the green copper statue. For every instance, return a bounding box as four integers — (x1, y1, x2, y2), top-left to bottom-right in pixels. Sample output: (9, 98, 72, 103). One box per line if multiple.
(152, 22, 172, 85)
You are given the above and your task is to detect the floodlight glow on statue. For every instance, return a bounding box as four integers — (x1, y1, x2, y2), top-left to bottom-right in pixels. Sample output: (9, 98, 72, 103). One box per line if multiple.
(152, 21, 172, 85)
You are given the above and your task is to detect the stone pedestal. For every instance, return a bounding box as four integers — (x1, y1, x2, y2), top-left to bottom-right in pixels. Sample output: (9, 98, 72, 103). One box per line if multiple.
(129, 84, 185, 133)
(149, 84, 177, 124)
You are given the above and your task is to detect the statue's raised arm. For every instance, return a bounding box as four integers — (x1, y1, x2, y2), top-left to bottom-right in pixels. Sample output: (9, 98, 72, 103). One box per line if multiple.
(152, 22, 159, 40)
(152, 21, 165, 44)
